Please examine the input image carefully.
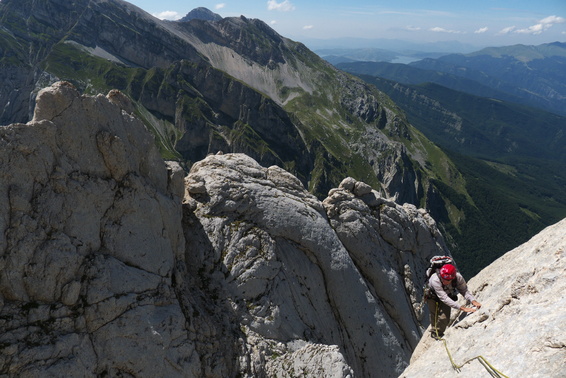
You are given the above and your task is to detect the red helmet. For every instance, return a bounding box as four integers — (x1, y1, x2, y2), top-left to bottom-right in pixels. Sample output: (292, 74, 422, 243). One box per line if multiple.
(439, 264, 457, 280)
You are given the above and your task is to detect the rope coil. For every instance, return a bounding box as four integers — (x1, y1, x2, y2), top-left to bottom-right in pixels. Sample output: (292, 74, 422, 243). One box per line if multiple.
(433, 301, 509, 378)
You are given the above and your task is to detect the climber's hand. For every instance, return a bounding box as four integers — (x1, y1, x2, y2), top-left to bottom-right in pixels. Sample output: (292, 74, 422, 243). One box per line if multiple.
(462, 307, 476, 313)
(471, 300, 482, 308)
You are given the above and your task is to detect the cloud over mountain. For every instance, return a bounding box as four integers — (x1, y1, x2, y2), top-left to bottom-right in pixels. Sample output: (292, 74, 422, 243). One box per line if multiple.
(497, 26, 516, 35)
(267, 0, 295, 12)
(430, 26, 464, 34)
(504, 15, 564, 35)
(153, 10, 181, 20)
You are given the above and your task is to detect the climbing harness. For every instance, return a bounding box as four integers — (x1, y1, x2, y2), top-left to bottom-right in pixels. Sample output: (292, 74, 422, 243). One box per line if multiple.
(432, 301, 509, 378)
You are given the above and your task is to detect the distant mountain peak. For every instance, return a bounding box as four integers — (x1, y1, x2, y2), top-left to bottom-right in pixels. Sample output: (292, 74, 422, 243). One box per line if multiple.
(178, 7, 222, 22)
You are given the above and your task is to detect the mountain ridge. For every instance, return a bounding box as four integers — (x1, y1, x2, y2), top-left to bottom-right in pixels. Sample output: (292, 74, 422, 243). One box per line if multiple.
(466, 41, 566, 61)
(409, 41, 566, 116)
(336, 60, 527, 106)
(178, 7, 223, 22)
(0, 0, 453, 207)
(335, 41, 566, 117)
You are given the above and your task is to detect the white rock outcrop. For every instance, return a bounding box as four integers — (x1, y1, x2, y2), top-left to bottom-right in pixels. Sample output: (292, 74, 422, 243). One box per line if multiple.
(400, 218, 566, 378)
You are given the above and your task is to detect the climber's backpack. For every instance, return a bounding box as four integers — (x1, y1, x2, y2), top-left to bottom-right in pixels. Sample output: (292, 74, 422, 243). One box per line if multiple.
(423, 255, 457, 300)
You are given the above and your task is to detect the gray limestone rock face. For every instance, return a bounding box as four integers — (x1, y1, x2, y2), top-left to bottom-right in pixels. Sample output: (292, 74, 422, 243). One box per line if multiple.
(182, 155, 449, 377)
(0, 81, 189, 376)
(322, 180, 450, 352)
(400, 218, 566, 378)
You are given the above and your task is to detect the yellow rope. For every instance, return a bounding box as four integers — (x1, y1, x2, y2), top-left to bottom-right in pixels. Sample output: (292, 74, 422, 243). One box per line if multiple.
(433, 301, 509, 378)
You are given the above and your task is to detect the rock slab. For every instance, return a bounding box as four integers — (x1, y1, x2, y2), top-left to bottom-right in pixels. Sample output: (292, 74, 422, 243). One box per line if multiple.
(400, 218, 566, 378)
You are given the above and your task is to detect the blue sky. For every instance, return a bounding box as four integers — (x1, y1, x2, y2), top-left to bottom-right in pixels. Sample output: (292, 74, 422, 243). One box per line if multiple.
(126, 0, 566, 48)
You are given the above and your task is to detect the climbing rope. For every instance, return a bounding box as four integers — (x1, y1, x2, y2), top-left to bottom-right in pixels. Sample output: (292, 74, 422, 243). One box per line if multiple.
(433, 301, 510, 378)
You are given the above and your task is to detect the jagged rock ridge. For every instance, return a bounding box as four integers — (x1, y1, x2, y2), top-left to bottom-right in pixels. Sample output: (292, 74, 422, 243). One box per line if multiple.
(0, 82, 451, 376)
(182, 153, 452, 376)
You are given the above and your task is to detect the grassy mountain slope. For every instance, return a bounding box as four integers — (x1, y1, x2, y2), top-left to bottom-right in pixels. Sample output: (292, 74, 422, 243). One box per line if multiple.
(438, 148, 565, 274)
(371, 80, 566, 163)
(346, 74, 566, 275)
(0, 0, 466, 205)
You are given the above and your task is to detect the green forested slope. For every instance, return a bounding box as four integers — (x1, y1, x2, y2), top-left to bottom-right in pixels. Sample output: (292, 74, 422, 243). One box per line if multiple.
(350, 74, 566, 276)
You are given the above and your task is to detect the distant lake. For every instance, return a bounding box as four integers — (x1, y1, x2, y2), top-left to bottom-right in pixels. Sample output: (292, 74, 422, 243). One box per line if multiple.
(391, 56, 421, 64)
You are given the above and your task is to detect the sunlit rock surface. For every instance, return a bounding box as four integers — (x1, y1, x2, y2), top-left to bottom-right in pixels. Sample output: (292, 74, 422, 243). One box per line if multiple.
(401, 218, 566, 378)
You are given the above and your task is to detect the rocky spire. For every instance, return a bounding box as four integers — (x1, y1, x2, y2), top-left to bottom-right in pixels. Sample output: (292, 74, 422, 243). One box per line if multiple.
(0, 82, 188, 376)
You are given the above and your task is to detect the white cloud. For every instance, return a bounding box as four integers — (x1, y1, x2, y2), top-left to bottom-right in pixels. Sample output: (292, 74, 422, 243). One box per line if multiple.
(429, 27, 463, 34)
(474, 27, 488, 34)
(515, 15, 565, 35)
(215, 3, 226, 10)
(516, 24, 545, 35)
(270, 20, 277, 25)
(497, 26, 516, 35)
(406, 26, 421, 31)
(153, 11, 181, 20)
(303, 25, 314, 30)
(267, 0, 295, 12)
(540, 15, 565, 25)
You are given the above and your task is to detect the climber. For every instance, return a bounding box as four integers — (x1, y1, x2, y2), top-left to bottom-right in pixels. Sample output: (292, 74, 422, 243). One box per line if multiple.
(427, 264, 482, 339)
